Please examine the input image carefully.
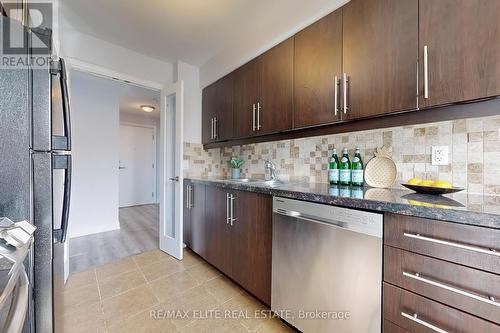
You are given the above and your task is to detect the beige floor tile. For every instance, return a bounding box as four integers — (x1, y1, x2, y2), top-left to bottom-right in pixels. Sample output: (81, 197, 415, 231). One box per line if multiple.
(167, 286, 221, 330)
(149, 271, 199, 303)
(133, 249, 172, 268)
(185, 262, 221, 284)
(107, 304, 179, 333)
(63, 282, 101, 313)
(65, 268, 97, 291)
(60, 302, 106, 333)
(140, 256, 185, 282)
(102, 284, 159, 325)
(180, 250, 204, 268)
(203, 275, 244, 304)
(219, 292, 267, 332)
(255, 318, 295, 333)
(96, 257, 138, 281)
(179, 317, 248, 333)
(98, 269, 147, 300)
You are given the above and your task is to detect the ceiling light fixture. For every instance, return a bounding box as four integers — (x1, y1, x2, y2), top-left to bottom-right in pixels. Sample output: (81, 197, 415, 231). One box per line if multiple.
(140, 105, 155, 113)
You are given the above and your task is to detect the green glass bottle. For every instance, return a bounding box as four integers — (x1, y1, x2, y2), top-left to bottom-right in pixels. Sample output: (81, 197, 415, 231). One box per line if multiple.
(328, 149, 340, 185)
(339, 148, 351, 186)
(351, 147, 364, 187)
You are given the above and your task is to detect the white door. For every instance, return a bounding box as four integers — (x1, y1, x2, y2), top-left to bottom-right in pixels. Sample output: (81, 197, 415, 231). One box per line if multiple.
(159, 81, 184, 260)
(119, 125, 156, 207)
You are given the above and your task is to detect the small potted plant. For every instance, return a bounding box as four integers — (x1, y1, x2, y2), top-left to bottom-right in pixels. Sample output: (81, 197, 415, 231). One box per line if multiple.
(230, 157, 244, 179)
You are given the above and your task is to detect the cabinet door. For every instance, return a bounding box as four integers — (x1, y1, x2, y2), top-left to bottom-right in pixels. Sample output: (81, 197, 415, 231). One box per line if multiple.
(183, 181, 192, 248)
(294, 9, 343, 128)
(205, 186, 232, 276)
(342, 0, 418, 120)
(258, 38, 294, 134)
(231, 191, 273, 306)
(419, 0, 500, 108)
(202, 84, 217, 144)
(190, 184, 206, 258)
(233, 60, 259, 139)
(215, 74, 234, 141)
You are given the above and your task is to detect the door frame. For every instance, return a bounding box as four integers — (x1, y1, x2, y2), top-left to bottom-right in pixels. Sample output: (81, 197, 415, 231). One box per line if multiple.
(119, 122, 158, 206)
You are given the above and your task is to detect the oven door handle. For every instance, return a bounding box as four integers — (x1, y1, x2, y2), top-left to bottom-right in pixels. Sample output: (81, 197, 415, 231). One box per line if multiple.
(53, 154, 72, 243)
(51, 58, 72, 151)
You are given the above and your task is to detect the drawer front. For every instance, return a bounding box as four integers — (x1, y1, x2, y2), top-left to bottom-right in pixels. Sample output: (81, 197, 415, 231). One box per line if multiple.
(383, 283, 499, 333)
(384, 319, 410, 333)
(384, 213, 500, 274)
(384, 246, 500, 323)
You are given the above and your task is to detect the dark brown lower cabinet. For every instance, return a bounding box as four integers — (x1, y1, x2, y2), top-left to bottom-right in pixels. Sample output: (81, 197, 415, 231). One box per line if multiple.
(184, 183, 207, 258)
(185, 184, 273, 306)
(231, 190, 273, 306)
(383, 283, 498, 333)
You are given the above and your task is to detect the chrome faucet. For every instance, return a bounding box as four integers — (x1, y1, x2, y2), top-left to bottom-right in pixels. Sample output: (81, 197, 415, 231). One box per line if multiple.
(265, 160, 278, 180)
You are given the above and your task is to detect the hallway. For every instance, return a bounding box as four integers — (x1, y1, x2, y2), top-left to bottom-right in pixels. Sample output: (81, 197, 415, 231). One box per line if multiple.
(69, 204, 159, 273)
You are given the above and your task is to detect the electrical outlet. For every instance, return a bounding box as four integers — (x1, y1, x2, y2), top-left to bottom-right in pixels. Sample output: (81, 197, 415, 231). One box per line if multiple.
(431, 146, 449, 166)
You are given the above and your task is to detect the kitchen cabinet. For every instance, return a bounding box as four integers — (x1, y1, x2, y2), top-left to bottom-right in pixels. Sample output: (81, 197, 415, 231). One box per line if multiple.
(294, 9, 343, 128)
(233, 59, 260, 138)
(342, 0, 418, 120)
(231, 191, 272, 305)
(383, 213, 500, 330)
(258, 38, 294, 134)
(419, 0, 500, 108)
(183, 183, 206, 257)
(186, 183, 273, 305)
(205, 186, 232, 276)
(201, 75, 234, 144)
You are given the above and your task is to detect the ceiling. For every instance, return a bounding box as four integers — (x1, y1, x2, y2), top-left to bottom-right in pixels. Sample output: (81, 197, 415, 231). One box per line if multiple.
(118, 82, 161, 119)
(61, 0, 348, 68)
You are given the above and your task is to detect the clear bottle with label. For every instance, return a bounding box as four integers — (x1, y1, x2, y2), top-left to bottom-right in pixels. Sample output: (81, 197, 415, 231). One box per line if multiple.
(328, 149, 340, 185)
(351, 147, 364, 187)
(339, 148, 351, 186)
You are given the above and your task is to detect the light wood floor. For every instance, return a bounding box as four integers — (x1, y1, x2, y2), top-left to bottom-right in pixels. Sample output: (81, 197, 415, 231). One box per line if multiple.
(69, 204, 159, 273)
(62, 248, 294, 333)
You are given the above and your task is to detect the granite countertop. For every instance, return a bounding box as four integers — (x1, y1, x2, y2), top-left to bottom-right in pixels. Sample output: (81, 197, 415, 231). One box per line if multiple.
(186, 178, 500, 229)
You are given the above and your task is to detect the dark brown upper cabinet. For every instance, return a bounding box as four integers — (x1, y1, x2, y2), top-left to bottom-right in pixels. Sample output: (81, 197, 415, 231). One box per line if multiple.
(258, 37, 294, 135)
(419, 0, 500, 108)
(342, 0, 418, 120)
(233, 59, 260, 139)
(294, 9, 343, 128)
(201, 75, 234, 144)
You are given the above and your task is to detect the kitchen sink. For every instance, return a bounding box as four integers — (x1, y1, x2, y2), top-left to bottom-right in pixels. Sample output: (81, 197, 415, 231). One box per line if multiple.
(227, 178, 286, 187)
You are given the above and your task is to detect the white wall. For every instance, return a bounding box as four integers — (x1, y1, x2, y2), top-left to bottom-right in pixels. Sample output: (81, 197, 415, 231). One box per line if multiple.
(69, 72, 121, 238)
(60, 29, 174, 87)
(175, 61, 202, 144)
(120, 113, 161, 203)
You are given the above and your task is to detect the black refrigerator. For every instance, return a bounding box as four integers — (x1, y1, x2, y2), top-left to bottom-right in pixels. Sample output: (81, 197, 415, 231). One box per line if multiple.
(0, 16, 72, 332)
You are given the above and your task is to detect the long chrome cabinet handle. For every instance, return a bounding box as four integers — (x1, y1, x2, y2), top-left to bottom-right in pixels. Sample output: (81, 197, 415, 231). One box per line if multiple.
(257, 102, 262, 130)
(252, 104, 256, 131)
(190, 185, 194, 208)
(343, 73, 349, 114)
(401, 312, 448, 333)
(334, 75, 339, 116)
(424, 45, 429, 99)
(403, 232, 500, 257)
(186, 186, 190, 209)
(210, 118, 214, 139)
(403, 271, 499, 307)
(226, 193, 230, 224)
(230, 194, 236, 225)
(214, 117, 218, 139)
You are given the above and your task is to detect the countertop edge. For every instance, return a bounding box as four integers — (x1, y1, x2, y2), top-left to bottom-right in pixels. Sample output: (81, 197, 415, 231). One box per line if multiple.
(186, 178, 500, 230)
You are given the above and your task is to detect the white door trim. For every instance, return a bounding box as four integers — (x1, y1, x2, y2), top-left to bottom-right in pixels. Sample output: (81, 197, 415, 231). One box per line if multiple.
(119, 123, 158, 206)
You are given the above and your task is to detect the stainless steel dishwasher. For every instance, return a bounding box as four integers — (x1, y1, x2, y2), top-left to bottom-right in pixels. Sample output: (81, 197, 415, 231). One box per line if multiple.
(271, 197, 383, 333)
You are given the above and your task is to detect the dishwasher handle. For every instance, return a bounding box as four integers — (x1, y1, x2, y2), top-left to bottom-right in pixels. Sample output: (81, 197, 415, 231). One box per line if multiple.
(275, 208, 350, 230)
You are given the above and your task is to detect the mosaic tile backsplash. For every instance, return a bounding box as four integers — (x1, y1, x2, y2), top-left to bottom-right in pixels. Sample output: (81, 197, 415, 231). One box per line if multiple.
(183, 115, 500, 195)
